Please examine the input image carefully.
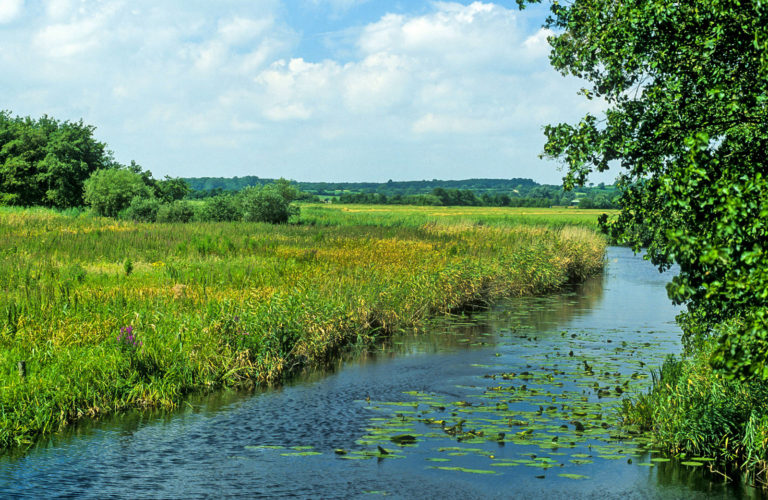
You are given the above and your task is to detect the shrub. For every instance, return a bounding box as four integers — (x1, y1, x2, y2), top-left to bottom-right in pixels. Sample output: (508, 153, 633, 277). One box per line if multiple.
(157, 200, 195, 223)
(198, 194, 241, 222)
(83, 169, 152, 217)
(121, 196, 160, 222)
(239, 185, 298, 224)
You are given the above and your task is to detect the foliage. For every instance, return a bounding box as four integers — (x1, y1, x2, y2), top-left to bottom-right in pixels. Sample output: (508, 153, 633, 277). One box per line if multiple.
(239, 184, 298, 224)
(198, 194, 241, 222)
(156, 200, 195, 223)
(538, 0, 768, 379)
(621, 328, 768, 484)
(154, 176, 190, 203)
(0, 206, 605, 447)
(185, 175, 621, 209)
(83, 168, 152, 217)
(0, 111, 115, 208)
(121, 196, 160, 222)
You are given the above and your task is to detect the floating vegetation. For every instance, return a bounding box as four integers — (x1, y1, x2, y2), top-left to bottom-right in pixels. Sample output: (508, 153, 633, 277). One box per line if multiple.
(346, 305, 683, 481)
(431, 466, 497, 474)
(558, 473, 590, 480)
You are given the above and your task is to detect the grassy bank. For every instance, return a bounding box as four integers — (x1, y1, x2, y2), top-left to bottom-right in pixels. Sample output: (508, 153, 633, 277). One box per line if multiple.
(620, 322, 768, 487)
(0, 207, 605, 448)
(299, 203, 615, 230)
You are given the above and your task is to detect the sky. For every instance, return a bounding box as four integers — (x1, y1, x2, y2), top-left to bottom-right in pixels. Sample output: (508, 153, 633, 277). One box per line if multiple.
(0, 0, 611, 184)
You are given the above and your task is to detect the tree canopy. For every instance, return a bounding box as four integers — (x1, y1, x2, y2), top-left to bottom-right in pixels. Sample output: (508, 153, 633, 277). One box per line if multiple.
(537, 0, 768, 378)
(0, 112, 115, 208)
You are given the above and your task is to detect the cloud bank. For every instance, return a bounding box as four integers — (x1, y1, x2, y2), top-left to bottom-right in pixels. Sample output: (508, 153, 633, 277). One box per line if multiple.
(0, 1, 606, 183)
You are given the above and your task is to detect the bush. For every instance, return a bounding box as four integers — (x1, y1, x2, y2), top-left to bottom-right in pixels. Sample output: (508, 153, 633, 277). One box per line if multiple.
(198, 194, 241, 222)
(121, 196, 160, 222)
(156, 200, 195, 223)
(83, 169, 152, 217)
(239, 185, 298, 224)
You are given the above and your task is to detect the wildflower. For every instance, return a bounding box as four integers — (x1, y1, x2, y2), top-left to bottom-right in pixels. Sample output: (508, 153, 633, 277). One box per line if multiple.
(117, 325, 142, 351)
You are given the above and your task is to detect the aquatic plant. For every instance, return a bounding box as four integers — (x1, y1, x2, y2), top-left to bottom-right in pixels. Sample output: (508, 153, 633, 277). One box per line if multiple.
(621, 327, 768, 486)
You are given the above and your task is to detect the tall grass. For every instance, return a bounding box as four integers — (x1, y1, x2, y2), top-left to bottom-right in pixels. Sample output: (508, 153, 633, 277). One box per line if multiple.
(621, 321, 768, 486)
(0, 206, 605, 448)
(299, 203, 614, 230)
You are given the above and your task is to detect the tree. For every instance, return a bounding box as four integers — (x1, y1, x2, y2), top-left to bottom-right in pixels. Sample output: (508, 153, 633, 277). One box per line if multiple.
(199, 194, 241, 222)
(83, 168, 152, 217)
(537, 0, 768, 379)
(0, 112, 114, 208)
(239, 182, 298, 224)
(156, 200, 195, 223)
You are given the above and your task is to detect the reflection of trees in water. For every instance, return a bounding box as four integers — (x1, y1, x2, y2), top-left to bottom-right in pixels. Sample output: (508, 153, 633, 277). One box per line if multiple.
(348, 271, 607, 363)
(500, 272, 606, 332)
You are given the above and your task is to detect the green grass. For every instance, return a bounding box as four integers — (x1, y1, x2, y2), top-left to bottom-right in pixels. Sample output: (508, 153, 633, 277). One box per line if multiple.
(620, 323, 768, 486)
(298, 203, 615, 230)
(0, 206, 606, 448)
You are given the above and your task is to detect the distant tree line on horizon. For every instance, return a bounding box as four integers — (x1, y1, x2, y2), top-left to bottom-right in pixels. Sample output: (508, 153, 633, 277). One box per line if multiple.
(184, 176, 620, 209)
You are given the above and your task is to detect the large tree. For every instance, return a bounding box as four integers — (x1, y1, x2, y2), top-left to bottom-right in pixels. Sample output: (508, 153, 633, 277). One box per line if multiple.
(0, 112, 115, 208)
(534, 0, 768, 378)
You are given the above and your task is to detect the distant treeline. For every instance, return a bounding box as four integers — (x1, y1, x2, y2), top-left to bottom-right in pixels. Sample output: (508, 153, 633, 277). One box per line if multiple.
(184, 176, 619, 209)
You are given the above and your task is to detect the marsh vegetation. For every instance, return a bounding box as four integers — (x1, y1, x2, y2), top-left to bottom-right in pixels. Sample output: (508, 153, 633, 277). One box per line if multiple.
(0, 205, 605, 447)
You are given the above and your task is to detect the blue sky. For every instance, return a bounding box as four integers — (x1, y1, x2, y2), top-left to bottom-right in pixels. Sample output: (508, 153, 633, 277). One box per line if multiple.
(0, 0, 611, 184)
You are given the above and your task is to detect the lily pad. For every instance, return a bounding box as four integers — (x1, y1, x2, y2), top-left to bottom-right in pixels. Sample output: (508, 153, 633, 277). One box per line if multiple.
(431, 466, 497, 474)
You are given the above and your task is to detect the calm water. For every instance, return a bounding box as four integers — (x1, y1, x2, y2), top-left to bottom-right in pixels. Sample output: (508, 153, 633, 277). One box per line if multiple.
(0, 247, 762, 499)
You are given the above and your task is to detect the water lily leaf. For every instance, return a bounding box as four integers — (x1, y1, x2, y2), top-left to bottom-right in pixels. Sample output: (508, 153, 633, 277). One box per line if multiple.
(681, 461, 704, 467)
(390, 434, 418, 445)
(558, 473, 589, 480)
(431, 466, 497, 474)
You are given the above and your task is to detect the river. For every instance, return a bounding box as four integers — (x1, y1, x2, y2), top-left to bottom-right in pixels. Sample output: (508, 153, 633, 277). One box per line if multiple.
(0, 247, 762, 498)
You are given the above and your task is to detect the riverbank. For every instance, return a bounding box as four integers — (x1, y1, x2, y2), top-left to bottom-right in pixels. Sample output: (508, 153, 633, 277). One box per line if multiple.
(0, 207, 605, 448)
(620, 322, 768, 489)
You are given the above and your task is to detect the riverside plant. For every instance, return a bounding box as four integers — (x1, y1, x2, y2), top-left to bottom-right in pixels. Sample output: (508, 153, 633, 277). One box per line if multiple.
(0, 205, 606, 447)
(117, 325, 142, 354)
(620, 328, 768, 487)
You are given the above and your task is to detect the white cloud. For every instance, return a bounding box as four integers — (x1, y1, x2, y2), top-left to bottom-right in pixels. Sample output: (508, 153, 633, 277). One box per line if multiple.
(0, 0, 23, 24)
(0, 1, 607, 184)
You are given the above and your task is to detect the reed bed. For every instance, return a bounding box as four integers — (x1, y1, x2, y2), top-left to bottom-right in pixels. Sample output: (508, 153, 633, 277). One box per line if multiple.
(0, 206, 605, 447)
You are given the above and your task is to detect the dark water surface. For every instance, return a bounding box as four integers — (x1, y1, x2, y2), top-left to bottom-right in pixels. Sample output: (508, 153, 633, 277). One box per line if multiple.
(0, 247, 763, 499)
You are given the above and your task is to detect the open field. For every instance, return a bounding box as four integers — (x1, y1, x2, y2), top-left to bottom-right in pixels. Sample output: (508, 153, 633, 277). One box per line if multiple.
(0, 206, 605, 447)
(299, 203, 616, 230)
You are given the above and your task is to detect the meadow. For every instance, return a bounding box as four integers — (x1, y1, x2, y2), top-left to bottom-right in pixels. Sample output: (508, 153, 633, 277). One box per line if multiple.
(299, 203, 615, 230)
(0, 205, 606, 447)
